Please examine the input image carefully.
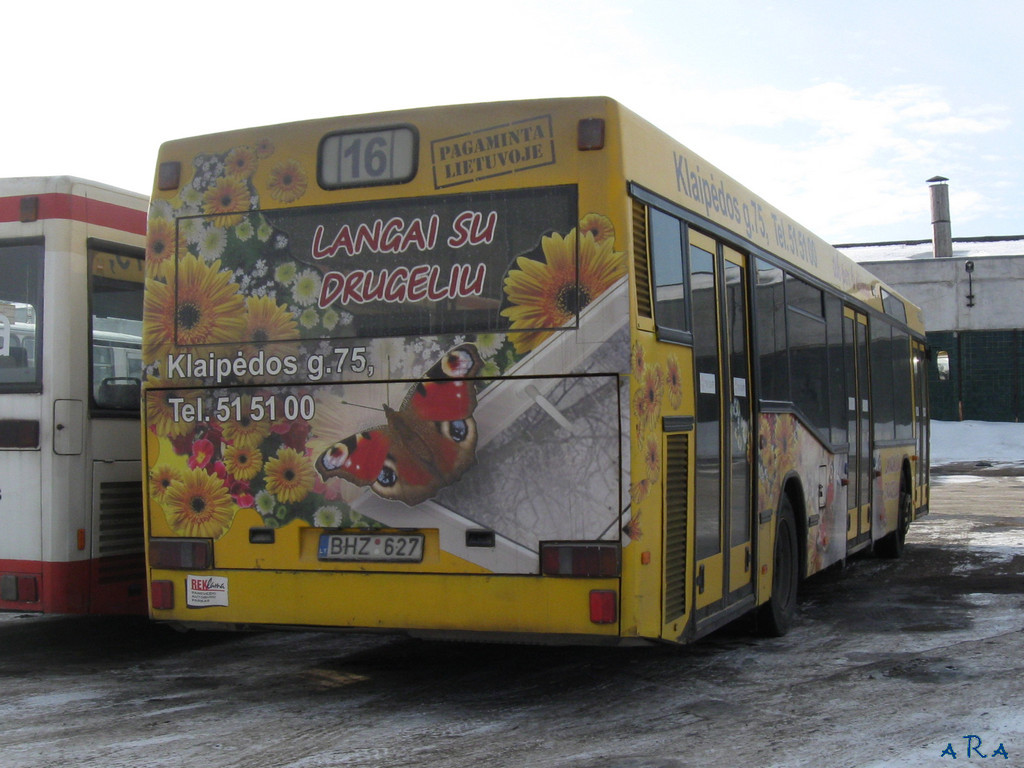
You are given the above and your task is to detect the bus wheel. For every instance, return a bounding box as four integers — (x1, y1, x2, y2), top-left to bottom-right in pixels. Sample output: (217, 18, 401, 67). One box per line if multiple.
(878, 485, 912, 559)
(758, 495, 799, 637)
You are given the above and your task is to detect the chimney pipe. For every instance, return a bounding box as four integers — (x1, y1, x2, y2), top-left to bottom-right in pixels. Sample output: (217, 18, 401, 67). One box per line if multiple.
(928, 176, 952, 258)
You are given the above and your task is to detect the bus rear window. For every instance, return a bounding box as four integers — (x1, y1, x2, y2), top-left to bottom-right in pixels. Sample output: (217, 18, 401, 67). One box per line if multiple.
(0, 243, 43, 391)
(90, 249, 144, 412)
(176, 185, 581, 343)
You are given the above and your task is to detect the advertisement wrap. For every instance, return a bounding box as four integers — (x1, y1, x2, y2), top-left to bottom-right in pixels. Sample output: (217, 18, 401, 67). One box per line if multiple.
(144, 138, 631, 588)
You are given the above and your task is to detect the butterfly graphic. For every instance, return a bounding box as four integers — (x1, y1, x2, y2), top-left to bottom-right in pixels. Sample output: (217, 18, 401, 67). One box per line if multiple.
(315, 343, 483, 506)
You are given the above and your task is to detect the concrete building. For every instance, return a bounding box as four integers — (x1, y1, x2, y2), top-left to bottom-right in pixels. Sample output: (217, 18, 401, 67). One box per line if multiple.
(839, 225, 1024, 422)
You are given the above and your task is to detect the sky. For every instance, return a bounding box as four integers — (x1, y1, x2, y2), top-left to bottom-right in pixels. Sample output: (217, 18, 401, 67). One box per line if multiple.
(4, 0, 1021, 245)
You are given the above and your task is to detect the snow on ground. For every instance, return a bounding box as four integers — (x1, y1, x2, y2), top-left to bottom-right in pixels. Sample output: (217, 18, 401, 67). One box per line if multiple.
(931, 419, 1024, 466)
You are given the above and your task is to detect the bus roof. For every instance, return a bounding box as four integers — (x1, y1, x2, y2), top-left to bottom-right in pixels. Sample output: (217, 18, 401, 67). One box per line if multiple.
(154, 96, 923, 332)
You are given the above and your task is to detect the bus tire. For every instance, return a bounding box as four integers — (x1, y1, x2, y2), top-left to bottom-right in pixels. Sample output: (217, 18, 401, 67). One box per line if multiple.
(878, 484, 912, 559)
(758, 495, 799, 637)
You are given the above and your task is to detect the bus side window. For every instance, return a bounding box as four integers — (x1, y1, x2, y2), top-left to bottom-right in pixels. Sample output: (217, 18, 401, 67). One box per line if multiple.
(649, 207, 690, 340)
(0, 346, 28, 369)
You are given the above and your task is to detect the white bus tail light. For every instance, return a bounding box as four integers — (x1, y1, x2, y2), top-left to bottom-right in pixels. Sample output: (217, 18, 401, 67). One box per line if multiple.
(540, 542, 620, 577)
(149, 538, 213, 570)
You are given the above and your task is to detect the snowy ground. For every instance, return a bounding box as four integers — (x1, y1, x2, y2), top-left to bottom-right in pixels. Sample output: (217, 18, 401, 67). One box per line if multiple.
(931, 419, 1024, 467)
(0, 420, 1022, 768)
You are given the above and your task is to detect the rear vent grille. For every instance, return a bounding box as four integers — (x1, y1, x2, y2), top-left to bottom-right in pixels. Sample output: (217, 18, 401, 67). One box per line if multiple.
(632, 200, 652, 320)
(664, 433, 689, 622)
(98, 481, 144, 556)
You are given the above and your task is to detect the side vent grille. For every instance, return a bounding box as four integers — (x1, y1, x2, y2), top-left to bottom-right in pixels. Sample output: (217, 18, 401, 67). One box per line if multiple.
(664, 433, 689, 622)
(632, 200, 653, 320)
(97, 480, 145, 584)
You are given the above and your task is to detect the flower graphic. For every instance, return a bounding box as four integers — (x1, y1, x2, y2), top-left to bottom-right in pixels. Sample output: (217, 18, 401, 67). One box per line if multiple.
(224, 443, 263, 482)
(162, 467, 237, 540)
(145, 390, 195, 439)
(224, 146, 258, 178)
(265, 446, 316, 504)
(292, 269, 322, 306)
(267, 159, 308, 203)
(146, 217, 177, 281)
(244, 295, 299, 352)
(577, 213, 615, 244)
(221, 402, 273, 450)
(143, 255, 246, 364)
(629, 477, 651, 506)
(149, 464, 183, 502)
(643, 436, 661, 480)
(501, 227, 625, 354)
(254, 137, 275, 158)
(202, 176, 250, 227)
(313, 506, 346, 528)
(189, 438, 216, 469)
(665, 356, 683, 410)
(633, 365, 664, 436)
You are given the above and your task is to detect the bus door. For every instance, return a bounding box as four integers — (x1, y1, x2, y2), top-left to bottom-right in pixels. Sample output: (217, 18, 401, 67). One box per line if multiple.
(912, 338, 929, 511)
(845, 309, 872, 547)
(691, 232, 754, 617)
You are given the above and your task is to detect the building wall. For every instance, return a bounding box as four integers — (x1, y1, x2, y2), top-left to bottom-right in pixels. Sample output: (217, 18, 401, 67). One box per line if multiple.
(862, 255, 1024, 333)
(928, 329, 1024, 421)
(861, 255, 1024, 423)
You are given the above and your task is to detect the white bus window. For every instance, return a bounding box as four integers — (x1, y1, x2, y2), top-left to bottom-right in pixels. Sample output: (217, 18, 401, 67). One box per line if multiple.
(90, 249, 144, 411)
(0, 244, 43, 390)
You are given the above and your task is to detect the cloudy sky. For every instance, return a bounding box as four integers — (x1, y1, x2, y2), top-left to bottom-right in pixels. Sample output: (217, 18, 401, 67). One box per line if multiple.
(4, 0, 1020, 244)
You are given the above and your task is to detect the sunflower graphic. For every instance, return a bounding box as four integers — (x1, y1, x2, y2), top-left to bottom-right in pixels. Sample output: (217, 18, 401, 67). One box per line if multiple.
(202, 176, 250, 227)
(145, 217, 177, 281)
(146, 386, 202, 438)
(149, 464, 183, 503)
(224, 443, 264, 482)
(501, 222, 625, 355)
(244, 295, 299, 356)
(161, 467, 237, 540)
(267, 159, 308, 203)
(224, 146, 259, 179)
(220, 399, 273, 450)
(265, 446, 316, 504)
(143, 255, 246, 364)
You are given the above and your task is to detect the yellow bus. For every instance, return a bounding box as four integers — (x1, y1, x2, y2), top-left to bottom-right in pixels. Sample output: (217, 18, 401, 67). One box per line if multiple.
(142, 97, 928, 644)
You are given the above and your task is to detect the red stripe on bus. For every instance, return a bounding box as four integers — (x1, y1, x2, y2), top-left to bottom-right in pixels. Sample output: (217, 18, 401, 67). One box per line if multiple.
(0, 556, 146, 615)
(0, 192, 146, 235)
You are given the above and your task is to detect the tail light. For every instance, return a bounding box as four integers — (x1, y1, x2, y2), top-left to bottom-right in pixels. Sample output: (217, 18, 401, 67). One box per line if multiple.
(151, 580, 174, 610)
(589, 590, 618, 624)
(540, 542, 620, 577)
(149, 538, 213, 570)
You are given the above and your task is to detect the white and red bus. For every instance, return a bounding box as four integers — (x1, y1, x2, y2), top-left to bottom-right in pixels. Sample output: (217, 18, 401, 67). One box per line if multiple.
(0, 177, 148, 614)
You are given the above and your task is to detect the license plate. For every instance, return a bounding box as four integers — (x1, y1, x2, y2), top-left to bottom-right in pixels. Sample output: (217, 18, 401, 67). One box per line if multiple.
(318, 533, 424, 563)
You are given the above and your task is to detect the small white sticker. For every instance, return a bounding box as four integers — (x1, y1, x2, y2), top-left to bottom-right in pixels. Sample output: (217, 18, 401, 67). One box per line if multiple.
(699, 372, 717, 395)
(186, 574, 228, 607)
(733, 377, 747, 398)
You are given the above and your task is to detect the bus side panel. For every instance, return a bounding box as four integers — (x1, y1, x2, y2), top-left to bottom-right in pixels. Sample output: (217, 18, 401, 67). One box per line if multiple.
(0, 449, 43, 610)
(88, 459, 146, 615)
(756, 413, 849, 584)
(873, 446, 910, 540)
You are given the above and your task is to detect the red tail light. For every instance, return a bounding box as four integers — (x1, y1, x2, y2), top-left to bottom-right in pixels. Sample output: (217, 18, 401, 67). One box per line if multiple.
(540, 542, 620, 577)
(589, 590, 617, 624)
(149, 538, 213, 570)
(151, 580, 174, 610)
